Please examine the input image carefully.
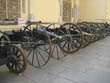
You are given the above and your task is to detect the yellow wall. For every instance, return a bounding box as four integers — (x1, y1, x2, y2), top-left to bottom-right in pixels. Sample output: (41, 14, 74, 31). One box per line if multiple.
(0, 0, 60, 31)
(1, 0, 110, 31)
(21, 0, 110, 23)
(31, 0, 60, 22)
(20, 0, 110, 23)
(79, 0, 107, 22)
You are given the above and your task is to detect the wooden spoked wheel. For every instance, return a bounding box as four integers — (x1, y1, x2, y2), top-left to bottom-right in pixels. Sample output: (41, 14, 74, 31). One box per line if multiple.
(97, 23, 107, 39)
(0, 31, 11, 46)
(27, 28, 52, 68)
(51, 40, 67, 60)
(6, 45, 27, 73)
(46, 24, 68, 59)
(90, 24, 101, 41)
(21, 24, 34, 51)
(77, 23, 93, 48)
(59, 23, 83, 54)
(82, 22, 99, 42)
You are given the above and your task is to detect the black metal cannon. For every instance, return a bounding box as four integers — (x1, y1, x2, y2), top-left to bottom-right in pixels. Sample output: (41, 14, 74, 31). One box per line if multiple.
(0, 31, 27, 73)
(77, 23, 93, 48)
(1, 22, 52, 68)
(104, 22, 110, 36)
(45, 23, 83, 58)
(76, 22, 109, 48)
(82, 22, 107, 40)
(1, 21, 109, 69)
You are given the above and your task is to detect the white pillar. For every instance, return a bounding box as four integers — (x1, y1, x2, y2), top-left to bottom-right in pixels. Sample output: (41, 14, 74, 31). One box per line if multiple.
(74, 0, 79, 23)
(106, 0, 110, 22)
(29, 0, 34, 21)
(58, 0, 62, 23)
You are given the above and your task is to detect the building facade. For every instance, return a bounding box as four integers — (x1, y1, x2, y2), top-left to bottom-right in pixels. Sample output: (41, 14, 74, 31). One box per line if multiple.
(27, 0, 110, 23)
(0, 0, 110, 31)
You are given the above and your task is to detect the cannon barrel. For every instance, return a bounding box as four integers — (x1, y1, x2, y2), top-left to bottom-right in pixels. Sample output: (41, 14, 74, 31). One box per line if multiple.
(36, 28, 62, 39)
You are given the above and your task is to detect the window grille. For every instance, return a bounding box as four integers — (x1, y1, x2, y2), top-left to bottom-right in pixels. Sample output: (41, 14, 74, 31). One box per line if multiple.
(62, 0, 72, 22)
(0, 0, 21, 20)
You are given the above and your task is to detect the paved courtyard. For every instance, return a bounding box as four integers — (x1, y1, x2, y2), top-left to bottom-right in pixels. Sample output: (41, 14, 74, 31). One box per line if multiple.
(0, 37, 110, 83)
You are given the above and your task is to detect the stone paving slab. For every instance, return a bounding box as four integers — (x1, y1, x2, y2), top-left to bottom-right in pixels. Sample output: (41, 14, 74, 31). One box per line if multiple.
(0, 37, 110, 83)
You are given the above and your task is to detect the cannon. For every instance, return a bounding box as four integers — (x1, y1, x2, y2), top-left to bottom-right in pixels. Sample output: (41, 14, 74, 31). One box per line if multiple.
(45, 23, 72, 59)
(37, 22, 83, 58)
(1, 22, 52, 68)
(24, 22, 69, 60)
(80, 22, 107, 41)
(103, 22, 110, 36)
(0, 31, 27, 73)
(77, 22, 109, 48)
(1, 21, 109, 68)
(77, 23, 93, 48)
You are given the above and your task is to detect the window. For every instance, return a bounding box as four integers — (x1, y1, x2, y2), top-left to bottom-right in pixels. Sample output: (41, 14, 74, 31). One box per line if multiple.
(22, 0, 25, 13)
(0, 0, 6, 20)
(62, 0, 72, 22)
(0, 0, 21, 20)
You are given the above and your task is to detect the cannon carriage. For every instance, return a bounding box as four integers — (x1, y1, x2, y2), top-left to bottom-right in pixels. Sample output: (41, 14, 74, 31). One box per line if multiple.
(76, 23, 93, 48)
(1, 22, 52, 68)
(76, 22, 109, 47)
(0, 31, 27, 73)
(43, 22, 83, 58)
(0, 21, 109, 69)
(26, 22, 72, 60)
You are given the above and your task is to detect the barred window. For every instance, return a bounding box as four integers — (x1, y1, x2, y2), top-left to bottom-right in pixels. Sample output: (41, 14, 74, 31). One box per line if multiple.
(0, 0, 21, 20)
(62, 0, 72, 22)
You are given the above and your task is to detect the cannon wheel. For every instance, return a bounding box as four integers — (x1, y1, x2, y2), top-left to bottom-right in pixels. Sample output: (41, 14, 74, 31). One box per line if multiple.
(23, 24, 52, 68)
(0, 31, 27, 73)
(27, 33, 52, 68)
(46, 24, 68, 60)
(82, 22, 98, 42)
(20, 25, 34, 51)
(92, 24, 101, 41)
(97, 23, 107, 39)
(86, 23, 100, 42)
(77, 23, 92, 48)
(59, 23, 83, 54)
(6, 45, 27, 73)
(0, 31, 11, 46)
(51, 40, 67, 60)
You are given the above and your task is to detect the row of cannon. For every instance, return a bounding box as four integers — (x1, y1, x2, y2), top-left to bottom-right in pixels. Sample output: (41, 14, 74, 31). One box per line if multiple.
(0, 21, 110, 74)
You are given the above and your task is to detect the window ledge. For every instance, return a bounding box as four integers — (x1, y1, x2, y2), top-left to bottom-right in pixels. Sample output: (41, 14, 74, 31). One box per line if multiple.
(0, 20, 18, 25)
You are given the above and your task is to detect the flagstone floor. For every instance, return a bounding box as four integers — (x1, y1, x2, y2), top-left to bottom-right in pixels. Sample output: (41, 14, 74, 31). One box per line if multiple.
(0, 37, 110, 83)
